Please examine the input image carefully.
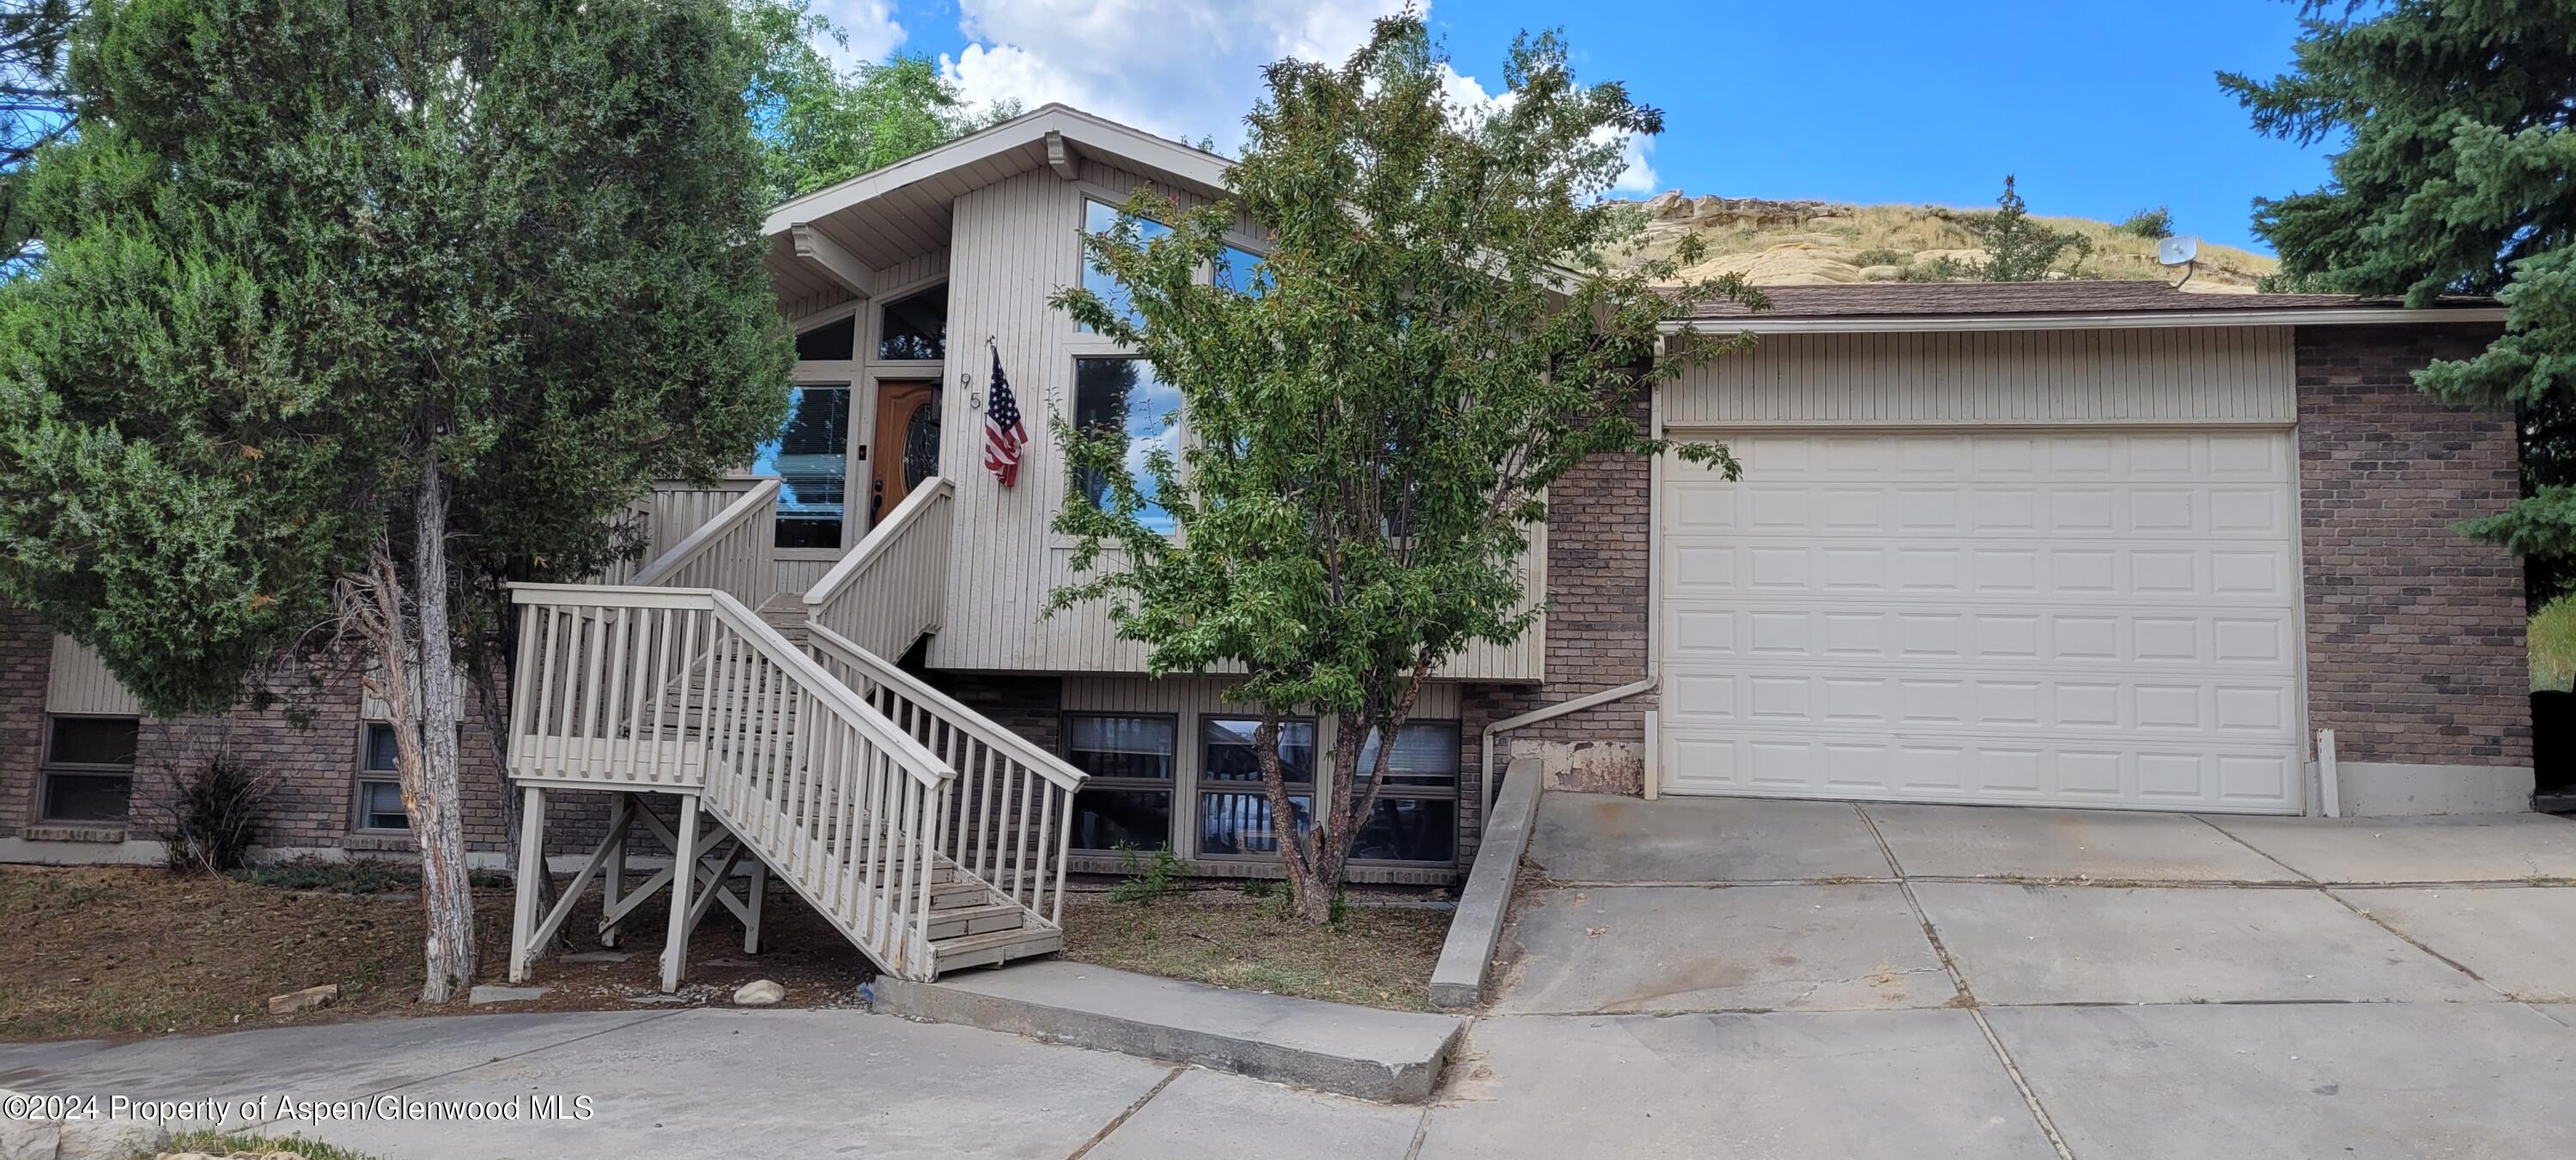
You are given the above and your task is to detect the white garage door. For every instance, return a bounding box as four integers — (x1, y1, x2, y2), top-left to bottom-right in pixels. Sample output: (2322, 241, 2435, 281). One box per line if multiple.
(1659, 430, 2304, 813)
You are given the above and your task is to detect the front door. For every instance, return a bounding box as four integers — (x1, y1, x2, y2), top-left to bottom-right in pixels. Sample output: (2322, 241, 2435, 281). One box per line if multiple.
(869, 380, 940, 529)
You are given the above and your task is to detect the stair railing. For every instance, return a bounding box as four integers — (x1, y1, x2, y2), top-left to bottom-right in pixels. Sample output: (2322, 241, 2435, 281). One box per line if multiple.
(508, 582, 957, 976)
(803, 477, 951, 659)
(807, 623, 1088, 925)
(630, 478, 781, 610)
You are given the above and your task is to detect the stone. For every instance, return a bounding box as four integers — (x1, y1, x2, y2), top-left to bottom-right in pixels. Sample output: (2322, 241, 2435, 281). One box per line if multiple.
(466, 985, 550, 1005)
(264, 984, 338, 1016)
(732, 980, 785, 1006)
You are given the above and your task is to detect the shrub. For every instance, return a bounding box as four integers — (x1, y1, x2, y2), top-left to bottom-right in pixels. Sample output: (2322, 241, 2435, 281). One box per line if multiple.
(1899, 256, 1970, 282)
(1852, 246, 1910, 268)
(161, 756, 269, 875)
(1109, 843, 1190, 903)
(2117, 206, 2174, 240)
(229, 855, 510, 893)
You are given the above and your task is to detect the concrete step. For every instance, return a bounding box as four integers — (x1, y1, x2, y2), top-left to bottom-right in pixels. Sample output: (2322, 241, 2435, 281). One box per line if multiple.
(870, 960, 1469, 1103)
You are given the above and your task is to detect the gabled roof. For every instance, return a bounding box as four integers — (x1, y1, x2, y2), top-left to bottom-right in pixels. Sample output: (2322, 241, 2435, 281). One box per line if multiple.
(1669, 280, 2505, 334)
(762, 105, 1234, 305)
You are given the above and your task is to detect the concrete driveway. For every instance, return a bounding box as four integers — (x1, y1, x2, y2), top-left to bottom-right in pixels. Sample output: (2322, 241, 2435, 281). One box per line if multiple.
(5, 796, 2572, 1159)
(1443, 793, 2576, 1158)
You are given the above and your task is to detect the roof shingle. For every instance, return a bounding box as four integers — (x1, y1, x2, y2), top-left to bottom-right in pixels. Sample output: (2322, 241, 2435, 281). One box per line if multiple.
(1681, 280, 2494, 321)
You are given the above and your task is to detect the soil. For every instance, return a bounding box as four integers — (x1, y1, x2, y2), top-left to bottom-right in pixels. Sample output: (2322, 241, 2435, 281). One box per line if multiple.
(0, 865, 875, 1042)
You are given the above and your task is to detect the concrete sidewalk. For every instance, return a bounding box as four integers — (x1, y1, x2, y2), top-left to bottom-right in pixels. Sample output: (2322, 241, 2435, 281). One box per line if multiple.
(1471, 794, 2576, 1158)
(6, 795, 2573, 1159)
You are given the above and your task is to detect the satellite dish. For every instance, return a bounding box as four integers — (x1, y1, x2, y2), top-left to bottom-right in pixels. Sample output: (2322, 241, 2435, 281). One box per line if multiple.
(2156, 234, 2202, 288)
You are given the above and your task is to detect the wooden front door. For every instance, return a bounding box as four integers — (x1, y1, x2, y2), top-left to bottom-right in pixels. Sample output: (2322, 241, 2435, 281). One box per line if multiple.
(868, 380, 940, 529)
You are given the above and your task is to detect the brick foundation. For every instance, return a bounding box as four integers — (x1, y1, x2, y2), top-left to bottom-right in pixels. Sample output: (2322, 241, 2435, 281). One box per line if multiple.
(2295, 324, 2531, 769)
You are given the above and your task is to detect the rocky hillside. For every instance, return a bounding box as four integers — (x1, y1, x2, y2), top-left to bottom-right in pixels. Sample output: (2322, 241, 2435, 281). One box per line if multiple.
(1609, 193, 2279, 293)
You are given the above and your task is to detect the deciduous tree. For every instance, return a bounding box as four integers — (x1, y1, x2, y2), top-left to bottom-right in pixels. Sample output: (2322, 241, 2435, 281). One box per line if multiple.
(1051, 14, 1762, 922)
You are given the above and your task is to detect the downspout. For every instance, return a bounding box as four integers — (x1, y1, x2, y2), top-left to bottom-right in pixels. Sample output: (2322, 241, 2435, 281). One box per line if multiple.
(1479, 374, 1671, 823)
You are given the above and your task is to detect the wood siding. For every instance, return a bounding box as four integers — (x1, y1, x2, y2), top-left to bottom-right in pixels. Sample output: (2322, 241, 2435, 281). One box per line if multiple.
(1666, 327, 2296, 428)
(929, 165, 1542, 680)
(45, 635, 140, 717)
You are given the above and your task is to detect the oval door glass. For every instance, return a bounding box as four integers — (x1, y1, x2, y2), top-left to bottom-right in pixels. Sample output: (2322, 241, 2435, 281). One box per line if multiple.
(902, 396, 940, 489)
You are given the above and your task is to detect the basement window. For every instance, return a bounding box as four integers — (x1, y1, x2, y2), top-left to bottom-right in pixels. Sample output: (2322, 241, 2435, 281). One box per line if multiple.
(355, 722, 410, 832)
(40, 714, 138, 823)
(1349, 720, 1460, 865)
(1197, 717, 1315, 859)
(1064, 714, 1176, 852)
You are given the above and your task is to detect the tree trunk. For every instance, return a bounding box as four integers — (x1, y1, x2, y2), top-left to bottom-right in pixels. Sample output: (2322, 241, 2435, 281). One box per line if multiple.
(408, 461, 477, 1004)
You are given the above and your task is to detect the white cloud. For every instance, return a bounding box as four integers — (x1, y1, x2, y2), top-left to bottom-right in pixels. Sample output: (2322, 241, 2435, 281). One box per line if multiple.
(939, 0, 1403, 149)
(810, 0, 906, 70)
(1439, 64, 1660, 196)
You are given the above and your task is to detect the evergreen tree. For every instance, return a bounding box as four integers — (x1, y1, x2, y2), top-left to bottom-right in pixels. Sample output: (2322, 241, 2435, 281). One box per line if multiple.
(1053, 15, 1763, 921)
(0, 0, 791, 1000)
(2223, 0, 2576, 601)
(0, 0, 76, 265)
(1969, 175, 2091, 281)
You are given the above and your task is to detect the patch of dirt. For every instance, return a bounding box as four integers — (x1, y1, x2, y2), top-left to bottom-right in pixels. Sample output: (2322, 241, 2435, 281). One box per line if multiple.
(0, 865, 874, 1042)
(1057, 888, 1449, 1012)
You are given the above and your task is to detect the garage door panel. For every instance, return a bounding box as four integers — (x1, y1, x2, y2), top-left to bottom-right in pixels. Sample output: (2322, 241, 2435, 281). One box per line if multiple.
(1663, 663, 2299, 738)
(1659, 732, 2301, 813)
(1659, 604, 2298, 669)
(1660, 430, 2302, 813)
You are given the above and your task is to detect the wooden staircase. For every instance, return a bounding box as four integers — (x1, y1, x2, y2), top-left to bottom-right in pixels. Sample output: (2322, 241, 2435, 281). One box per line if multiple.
(505, 581, 1084, 987)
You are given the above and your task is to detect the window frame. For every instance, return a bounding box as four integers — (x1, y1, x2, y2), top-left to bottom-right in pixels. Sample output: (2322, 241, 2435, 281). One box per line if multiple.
(1066, 355, 1184, 538)
(1346, 718, 1462, 867)
(352, 721, 410, 834)
(1194, 714, 1318, 864)
(39, 713, 140, 825)
(1060, 711, 1182, 853)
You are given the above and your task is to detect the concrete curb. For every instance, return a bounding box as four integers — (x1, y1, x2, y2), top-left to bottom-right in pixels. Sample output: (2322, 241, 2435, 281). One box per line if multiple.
(1429, 756, 1544, 1009)
(871, 961, 1467, 1103)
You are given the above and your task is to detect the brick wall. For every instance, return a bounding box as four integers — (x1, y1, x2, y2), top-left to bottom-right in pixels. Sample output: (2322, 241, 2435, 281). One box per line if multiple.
(1458, 407, 1661, 853)
(0, 616, 568, 860)
(0, 606, 49, 838)
(2296, 323, 2531, 768)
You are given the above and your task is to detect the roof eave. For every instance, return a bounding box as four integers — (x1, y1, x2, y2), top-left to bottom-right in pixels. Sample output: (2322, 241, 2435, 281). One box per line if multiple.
(1656, 306, 2511, 336)
(760, 104, 1234, 238)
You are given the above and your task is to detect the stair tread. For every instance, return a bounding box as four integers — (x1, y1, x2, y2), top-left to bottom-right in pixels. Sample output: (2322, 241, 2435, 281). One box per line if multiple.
(931, 925, 1060, 952)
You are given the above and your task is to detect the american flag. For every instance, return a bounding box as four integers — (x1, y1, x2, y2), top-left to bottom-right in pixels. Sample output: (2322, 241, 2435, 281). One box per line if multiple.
(981, 347, 1029, 487)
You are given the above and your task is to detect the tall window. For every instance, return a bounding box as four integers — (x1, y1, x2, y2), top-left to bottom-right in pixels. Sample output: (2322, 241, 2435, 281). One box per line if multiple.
(355, 722, 409, 831)
(1071, 358, 1180, 536)
(878, 285, 946, 361)
(757, 385, 852, 549)
(1082, 199, 1170, 331)
(1198, 717, 1315, 858)
(41, 715, 138, 823)
(1065, 714, 1176, 851)
(1350, 721, 1461, 864)
(1212, 244, 1267, 296)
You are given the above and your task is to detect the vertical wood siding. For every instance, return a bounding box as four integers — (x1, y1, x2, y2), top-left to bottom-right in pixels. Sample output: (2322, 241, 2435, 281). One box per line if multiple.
(1664, 327, 2296, 428)
(45, 635, 141, 716)
(929, 166, 1543, 679)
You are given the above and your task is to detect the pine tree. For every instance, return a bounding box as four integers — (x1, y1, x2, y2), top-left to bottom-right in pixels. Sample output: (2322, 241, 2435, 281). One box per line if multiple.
(2223, 0, 2576, 601)
(0, 0, 791, 1000)
(1969, 175, 2091, 282)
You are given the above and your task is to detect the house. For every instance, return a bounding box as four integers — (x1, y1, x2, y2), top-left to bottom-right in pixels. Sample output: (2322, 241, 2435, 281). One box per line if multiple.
(0, 106, 2532, 985)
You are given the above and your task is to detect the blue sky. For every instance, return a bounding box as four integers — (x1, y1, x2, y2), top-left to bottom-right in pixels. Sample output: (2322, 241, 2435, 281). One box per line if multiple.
(822, 0, 2335, 252)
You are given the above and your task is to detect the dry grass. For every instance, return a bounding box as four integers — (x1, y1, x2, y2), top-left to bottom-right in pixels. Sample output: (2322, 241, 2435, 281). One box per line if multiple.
(1058, 891, 1450, 1012)
(0, 863, 874, 1042)
(2534, 596, 2575, 692)
(164, 1129, 384, 1159)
